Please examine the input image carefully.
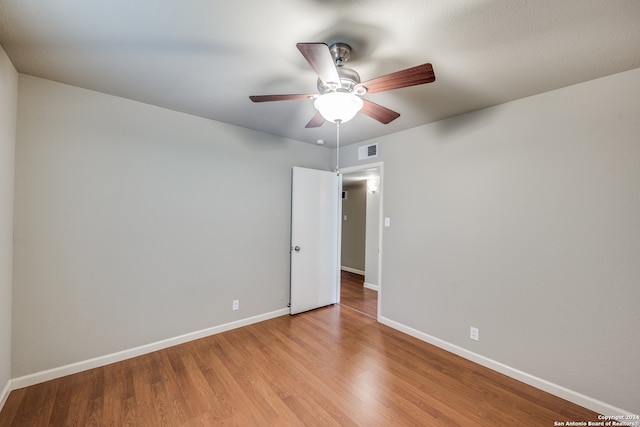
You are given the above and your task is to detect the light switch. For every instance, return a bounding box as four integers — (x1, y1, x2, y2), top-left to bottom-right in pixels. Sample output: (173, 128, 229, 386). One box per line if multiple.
(384, 217, 391, 227)
(344, 215, 348, 221)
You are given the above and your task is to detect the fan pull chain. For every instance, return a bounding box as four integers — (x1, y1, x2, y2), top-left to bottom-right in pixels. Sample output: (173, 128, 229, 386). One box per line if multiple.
(335, 119, 341, 174)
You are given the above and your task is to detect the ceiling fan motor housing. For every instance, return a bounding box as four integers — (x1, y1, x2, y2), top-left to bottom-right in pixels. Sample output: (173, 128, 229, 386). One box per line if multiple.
(317, 66, 361, 94)
(316, 42, 362, 94)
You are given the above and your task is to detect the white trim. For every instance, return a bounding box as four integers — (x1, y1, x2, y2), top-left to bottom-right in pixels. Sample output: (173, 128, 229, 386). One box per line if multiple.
(379, 316, 633, 417)
(363, 282, 379, 291)
(0, 379, 11, 412)
(341, 266, 365, 275)
(11, 308, 289, 390)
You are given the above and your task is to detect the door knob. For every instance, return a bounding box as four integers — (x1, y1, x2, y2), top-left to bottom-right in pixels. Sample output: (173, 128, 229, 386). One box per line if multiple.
(294, 246, 301, 252)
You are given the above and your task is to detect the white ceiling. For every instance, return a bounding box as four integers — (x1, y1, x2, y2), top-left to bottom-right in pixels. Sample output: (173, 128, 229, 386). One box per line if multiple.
(1, 0, 639, 148)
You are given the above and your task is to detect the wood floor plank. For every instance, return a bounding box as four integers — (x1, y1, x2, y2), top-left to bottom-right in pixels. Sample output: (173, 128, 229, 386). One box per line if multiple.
(157, 351, 194, 425)
(217, 329, 303, 424)
(102, 364, 123, 427)
(244, 329, 358, 424)
(130, 354, 164, 426)
(0, 387, 25, 425)
(0, 305, 602, 426)
(340, 271, 377, 318)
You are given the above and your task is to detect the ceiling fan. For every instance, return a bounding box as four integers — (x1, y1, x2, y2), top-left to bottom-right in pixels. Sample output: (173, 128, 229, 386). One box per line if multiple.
(249, 42, 435, 127)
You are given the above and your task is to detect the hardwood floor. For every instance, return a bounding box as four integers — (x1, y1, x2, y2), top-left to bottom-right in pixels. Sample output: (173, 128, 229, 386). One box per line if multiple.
(339, 271, 377, 318)
(0, 306, 600, 426)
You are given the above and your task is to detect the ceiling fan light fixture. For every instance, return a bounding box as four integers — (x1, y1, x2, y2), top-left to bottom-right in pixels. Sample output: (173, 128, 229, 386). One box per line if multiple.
(250, 43, 435, 128)
(314, 91, 363, 123)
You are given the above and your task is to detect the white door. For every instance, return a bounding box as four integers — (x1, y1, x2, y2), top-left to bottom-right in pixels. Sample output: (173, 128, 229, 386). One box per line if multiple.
(290, 167, 341, 315)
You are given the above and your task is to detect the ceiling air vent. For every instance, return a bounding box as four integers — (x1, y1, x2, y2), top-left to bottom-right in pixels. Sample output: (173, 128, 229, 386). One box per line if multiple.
(358, 143, 378, 160)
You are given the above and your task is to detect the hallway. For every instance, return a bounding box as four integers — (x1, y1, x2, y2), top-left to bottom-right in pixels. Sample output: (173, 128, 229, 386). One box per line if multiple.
(339, 270, 377, 318)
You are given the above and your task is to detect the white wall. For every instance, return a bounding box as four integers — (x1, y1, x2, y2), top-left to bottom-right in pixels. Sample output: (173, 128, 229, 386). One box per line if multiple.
(12, 75, 332, 377)
(0, 45, 17, 405)
(339, 68, 640, 414)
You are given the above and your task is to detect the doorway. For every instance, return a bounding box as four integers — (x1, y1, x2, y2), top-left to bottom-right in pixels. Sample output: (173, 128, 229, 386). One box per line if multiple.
(339, 163, 383, 319)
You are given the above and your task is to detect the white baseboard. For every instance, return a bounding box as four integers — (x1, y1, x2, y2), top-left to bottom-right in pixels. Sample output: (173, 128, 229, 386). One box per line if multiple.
(363, 282, 379, 291)
(341, 266, 365, 275)
(0, 379, 11, 412)
(11, 308, 290, 391)
(379, 316, 633, 417)
(6, 309, 632, 417)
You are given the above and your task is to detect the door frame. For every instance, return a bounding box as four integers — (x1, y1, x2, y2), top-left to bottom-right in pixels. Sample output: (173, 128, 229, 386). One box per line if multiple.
(339, 161, 384, 320)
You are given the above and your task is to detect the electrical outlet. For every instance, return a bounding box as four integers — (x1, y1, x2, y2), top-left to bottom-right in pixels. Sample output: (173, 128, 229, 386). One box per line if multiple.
(232, 300, 239, 311)
(470, 327, 479, 341)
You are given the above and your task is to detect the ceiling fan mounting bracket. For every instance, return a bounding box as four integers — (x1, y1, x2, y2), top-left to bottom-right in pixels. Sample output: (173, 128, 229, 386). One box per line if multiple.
(329, 43, 352, 66)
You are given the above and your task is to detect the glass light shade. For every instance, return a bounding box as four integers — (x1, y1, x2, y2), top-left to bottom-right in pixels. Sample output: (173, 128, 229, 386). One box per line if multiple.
(314, 92, 364, 123)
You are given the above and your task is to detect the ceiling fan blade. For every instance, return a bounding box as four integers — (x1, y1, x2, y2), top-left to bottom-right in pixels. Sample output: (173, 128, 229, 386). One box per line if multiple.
(361, 99, 401, 124)
(249, 94, 316, 102)
(296, 43, 341, 88)
(357, 63, 435, 94)
(305, 111, 326, 128)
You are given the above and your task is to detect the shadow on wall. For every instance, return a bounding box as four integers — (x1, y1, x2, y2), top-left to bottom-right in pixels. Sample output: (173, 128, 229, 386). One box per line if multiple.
(431, 106, 496, 140)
